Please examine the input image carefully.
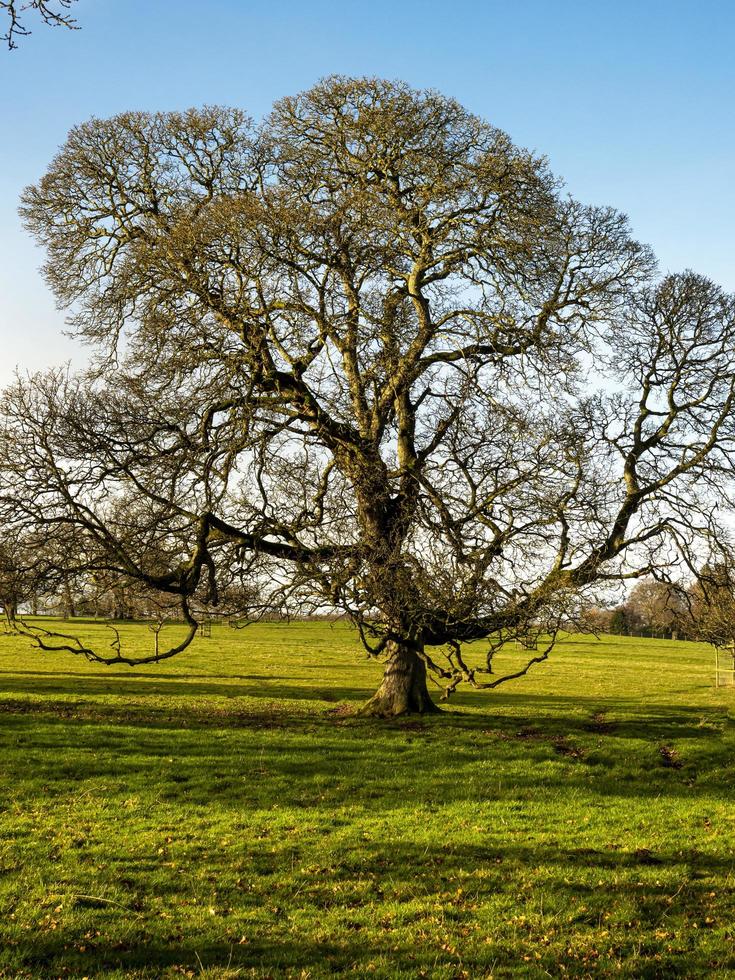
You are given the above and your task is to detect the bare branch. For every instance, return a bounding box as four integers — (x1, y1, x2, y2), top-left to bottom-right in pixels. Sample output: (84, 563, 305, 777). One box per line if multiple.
(1, 0, 78, 49)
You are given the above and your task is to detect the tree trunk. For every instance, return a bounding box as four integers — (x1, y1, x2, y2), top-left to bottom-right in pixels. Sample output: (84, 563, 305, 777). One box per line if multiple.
(63, 580, 75, 619)
(359, 640, 441, 717)
(1, 597, 17, 622)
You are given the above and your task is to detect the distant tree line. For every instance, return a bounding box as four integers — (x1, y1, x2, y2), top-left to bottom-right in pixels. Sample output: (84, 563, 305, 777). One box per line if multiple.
(0, 531, 255, 624)
(580, 565, 735, 645)
(5, 534, 735, 655)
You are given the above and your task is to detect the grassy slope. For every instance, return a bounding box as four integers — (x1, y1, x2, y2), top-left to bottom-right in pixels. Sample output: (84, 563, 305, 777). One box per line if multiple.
(0, 621, 733, 979)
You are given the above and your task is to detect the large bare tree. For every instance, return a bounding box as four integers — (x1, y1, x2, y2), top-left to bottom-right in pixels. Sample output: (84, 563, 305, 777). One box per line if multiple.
(4, 77, 735, 714)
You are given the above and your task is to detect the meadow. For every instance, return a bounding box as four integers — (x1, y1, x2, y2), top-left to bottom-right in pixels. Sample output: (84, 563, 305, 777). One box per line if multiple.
(0, 620, 733, 978)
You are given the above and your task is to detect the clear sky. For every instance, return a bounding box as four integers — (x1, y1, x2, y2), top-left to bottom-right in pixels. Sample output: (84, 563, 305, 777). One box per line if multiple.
(1, 0, 734, 389)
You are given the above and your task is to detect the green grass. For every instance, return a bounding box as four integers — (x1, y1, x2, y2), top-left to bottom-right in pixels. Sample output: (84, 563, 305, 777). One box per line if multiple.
(0, 620, 734, 978)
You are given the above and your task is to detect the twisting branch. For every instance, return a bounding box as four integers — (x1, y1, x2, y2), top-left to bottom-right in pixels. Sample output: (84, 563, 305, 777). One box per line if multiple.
(9, 603, 199, 666)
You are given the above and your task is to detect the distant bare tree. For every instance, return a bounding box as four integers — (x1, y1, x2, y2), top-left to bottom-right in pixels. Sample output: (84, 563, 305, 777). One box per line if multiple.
(5, 77, 735, 714)
(0, 528, 64, 621)
(1, 0, 78, 49)
(683, 557, 735, 650)
(578, 606, 614, 635)
(625, 579, 686, 636)
(0, 539, 26, 620)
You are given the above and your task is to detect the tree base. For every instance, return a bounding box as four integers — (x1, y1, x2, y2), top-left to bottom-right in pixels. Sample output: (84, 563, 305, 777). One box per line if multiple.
(358, 640, 442, 717)
(358, 692, 443, 718)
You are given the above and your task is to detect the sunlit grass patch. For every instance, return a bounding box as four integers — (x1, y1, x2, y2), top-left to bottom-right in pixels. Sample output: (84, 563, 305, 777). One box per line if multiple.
(0, 622, 733, 977)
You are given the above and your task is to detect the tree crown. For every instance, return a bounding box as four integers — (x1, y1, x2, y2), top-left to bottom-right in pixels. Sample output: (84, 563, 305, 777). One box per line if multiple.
(5, 77, 735, 705)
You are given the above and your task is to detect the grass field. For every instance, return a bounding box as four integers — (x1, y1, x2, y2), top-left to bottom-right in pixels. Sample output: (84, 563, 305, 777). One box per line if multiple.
(0, 620, 733, 978)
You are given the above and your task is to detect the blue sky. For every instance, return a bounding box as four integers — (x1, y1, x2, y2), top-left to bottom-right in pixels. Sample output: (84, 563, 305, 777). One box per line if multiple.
(1, 0, 734, 387)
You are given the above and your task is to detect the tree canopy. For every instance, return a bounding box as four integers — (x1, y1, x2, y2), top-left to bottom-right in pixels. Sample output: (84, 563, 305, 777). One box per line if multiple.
(4, 77, 735, 714)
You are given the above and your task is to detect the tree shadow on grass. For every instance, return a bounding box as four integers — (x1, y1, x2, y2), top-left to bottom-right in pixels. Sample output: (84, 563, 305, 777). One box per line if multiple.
(0, 690, 729, 737)
(2, 691, 734, 978)
(1, 698, 733, 809)
(9, 837, 735, 979)
(8, 935, 352, 980)
(0, 666, 729, 720)
(0, 668, 299, 681)
(0, 673, 372, 702)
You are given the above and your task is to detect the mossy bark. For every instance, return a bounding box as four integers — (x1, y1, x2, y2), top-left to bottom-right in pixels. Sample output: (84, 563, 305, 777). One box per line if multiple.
(359, 640, 441, 717)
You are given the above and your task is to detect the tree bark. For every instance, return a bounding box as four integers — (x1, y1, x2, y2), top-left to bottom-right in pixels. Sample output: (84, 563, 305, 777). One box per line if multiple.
(359, 639, 442, 717)
(1, 597, 17, 622)
(63, 580, 75, 619)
